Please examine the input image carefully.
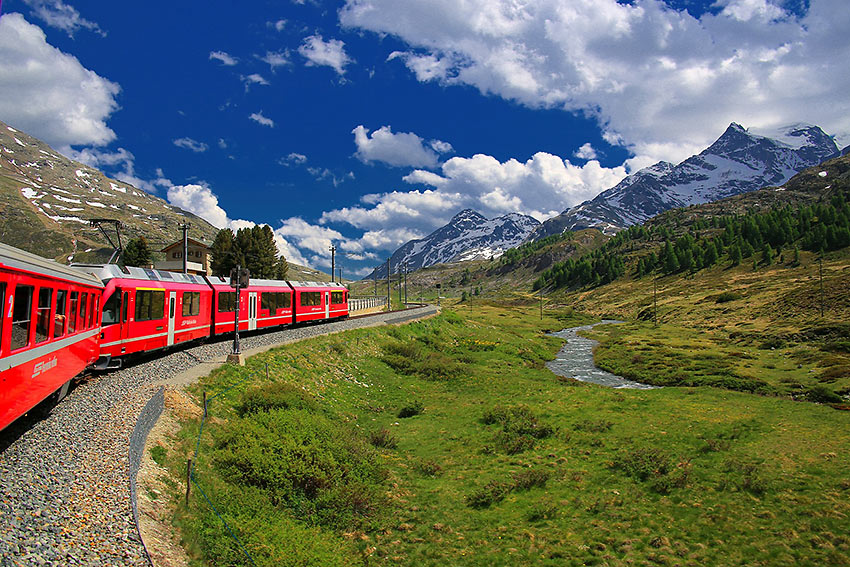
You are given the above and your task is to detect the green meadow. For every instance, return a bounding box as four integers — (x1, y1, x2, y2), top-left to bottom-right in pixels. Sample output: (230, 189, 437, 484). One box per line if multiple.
(158, 301, 850, 566)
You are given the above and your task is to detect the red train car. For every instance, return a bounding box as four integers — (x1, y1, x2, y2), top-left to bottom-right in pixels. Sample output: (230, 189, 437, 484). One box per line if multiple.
(0, 243, 103, 431)
(289, 281, 349, 323)
(74, 264, 213, 366)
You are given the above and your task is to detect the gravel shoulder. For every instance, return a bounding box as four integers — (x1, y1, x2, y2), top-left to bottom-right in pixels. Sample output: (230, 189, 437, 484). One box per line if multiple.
(0, 306, 437, 566)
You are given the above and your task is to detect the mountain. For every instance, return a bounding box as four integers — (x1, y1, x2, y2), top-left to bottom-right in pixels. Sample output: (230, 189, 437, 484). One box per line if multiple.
(530, 123, 841, 239)
(0, 119, 219, 262)
(366, 209, 540, 279)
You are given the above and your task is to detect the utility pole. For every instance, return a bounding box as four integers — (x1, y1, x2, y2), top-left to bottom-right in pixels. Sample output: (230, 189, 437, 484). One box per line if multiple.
(179, 222, 191, 273)
(403, 262, 408, 304)
(386, 258, 391, 310)
(329, 244, 336, 282)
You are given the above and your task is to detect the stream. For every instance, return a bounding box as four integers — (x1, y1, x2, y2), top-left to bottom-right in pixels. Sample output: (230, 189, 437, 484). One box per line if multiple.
(546, 320, 660, 390)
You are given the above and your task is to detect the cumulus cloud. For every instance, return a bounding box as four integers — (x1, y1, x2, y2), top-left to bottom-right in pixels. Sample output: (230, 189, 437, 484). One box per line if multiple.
(0, 13, 120, 148)
(353, 125, 450, 169)
(298, 35, 352, 75)
(274, 217, 345, 268)
(22, 0, 104, 37)
(268, 19, 287, 31)
(341, 0, 850, 163)
(209, 50, 238, 66)
(166, 184, 229, 229)
(249, 111, 275, 127)
(173, 137, 209, 153)
(280, 152, 308, 166)
(573, 143, 598, 160)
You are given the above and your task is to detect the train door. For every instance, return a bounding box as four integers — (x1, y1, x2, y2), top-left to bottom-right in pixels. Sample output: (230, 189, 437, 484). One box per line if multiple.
(167, 291, 176, 346)
(248, 292, 258, 330)
(324, 291, 329, 319)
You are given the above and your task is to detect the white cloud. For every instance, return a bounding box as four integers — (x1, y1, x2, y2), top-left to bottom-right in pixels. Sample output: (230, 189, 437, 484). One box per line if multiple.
(274, 217, 344, 264)
(298, 35, 352, 75)
(280, 152, 308, 166)
(166, 184, 229, 229)
(341, 0, 850, 163)
(249, 111, 275, 128)
(259, 50, 290, 70)
(218, 138, 228, 149)
(353, 125, 447, 168)
(210, 50, 238, 66)
(573, 143, 597, 160)
(22, 0, 104, 37)
(307, 167, 354, 187)
(0, 13, 120, 148)
(430, 139, 454, 154)
(173, 137, 209, 153)
(269, 19, 287, 31)
(241, 73, 270, 91)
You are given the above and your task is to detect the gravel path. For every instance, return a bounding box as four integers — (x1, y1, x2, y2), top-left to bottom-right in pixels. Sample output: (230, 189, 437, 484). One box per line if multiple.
(0, 306, 437, 566)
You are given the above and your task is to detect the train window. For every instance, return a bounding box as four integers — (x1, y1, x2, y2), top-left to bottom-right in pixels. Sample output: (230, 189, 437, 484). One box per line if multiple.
(135, 290, 165, 321)
(102, 291, 120, 325)
(93, 295, 100, 326)
(11, 285, 34, 351)
(182, 291, 200, 316)
(122, 292, 129, 323)
(300, 291, 321, 306)
(35, 287, 53, 343)
(54, 289, 67, 337)
(260, 292, 291, 313)
(68, 292, 78, 334)
(79, 293, 88, 329)
(0, 283, 5, 350)
(218, 292, 236, 312)
(331, 291, 344, 304)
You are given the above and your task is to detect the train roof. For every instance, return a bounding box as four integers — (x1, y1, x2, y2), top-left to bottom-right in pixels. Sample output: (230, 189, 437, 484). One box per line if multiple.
(205, 275, 346, 290)
(0, 242, 103, 288)
(71, 263, 208, 286)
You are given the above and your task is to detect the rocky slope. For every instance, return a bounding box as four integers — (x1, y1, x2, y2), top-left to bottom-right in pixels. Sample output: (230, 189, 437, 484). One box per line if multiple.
(530, 123, 841, 239)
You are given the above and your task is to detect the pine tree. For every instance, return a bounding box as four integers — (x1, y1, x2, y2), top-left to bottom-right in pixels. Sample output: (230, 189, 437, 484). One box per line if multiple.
(210, 228, 235, 276)
(274, 255, 289, 280)
(729, 244, 742, 266)
(122, 237, 152, 267)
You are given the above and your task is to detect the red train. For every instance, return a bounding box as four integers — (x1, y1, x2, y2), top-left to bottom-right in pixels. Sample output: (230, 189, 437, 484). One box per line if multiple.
(0, 243, 350, 432)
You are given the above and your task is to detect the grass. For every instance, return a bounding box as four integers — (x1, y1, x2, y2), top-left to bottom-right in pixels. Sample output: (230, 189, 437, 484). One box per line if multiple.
(165, 301, 850, 566)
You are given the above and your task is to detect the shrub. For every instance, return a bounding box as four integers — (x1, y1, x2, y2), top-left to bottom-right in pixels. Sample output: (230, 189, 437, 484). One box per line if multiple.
(512, 468, 551, 491)
(715, 291, 743, 303)
(397, 400, 424, 418)
(212, 408, 387, 529)
(413, 459, 443, 477)
(526, 499, 560, 522)
(806, 385, 843, 404)
(466, 480, 510, 508)
(369, 427, 398, 449)
(611, 447, 690, 494)
(483, 404, 555, 455)
(149, 444, 167, 466)
(494, 431, 536, 455)
(236, 382, 317, 417)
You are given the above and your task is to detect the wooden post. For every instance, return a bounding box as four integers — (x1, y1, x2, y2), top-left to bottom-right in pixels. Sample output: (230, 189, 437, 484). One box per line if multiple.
(265, 362, 269, 380)
(186, 458, 192, 506)
(202, 392, 207, 417)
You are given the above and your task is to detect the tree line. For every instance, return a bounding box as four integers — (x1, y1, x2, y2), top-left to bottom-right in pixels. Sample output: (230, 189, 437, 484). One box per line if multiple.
(534, 193, 850, 291)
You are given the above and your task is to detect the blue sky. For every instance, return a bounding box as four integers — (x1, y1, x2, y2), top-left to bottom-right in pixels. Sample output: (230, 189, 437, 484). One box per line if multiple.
(1, 0, 848, 276)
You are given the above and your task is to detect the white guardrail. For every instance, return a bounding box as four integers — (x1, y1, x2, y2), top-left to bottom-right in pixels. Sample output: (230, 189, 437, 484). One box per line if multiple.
(348, 295, 389, 313)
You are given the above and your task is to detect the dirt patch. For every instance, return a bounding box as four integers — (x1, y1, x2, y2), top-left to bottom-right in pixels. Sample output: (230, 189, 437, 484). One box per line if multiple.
(137, 390, 191, 567)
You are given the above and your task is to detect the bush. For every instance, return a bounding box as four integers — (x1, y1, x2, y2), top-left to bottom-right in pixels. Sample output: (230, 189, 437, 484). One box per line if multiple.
(466, 480, 510, 508)
(413, 459, 442, 477)
(611, 447, 690, 494)
(806, 385, 843, 404)
(512, 468, 551, 491)
(236, 382, 318, 417)
(715, 291, 743, 303)
(483, 405, 555, 455)
(397, 400, 424, 418)
(494, 431, 536, 455)
(369, 427, 398, 449)
(213, 408, 387, 529)
(526, 499, 560, 522)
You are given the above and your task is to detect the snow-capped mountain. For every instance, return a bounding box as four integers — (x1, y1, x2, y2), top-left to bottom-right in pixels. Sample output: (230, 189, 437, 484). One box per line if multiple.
(367, 209, 540, 279)
(530, 123, 841, 239)
(0, 119, 219, 262)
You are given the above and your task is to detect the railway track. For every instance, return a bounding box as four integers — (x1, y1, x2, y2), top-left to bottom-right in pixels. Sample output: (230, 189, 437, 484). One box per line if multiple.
(0, 305, 437, 566)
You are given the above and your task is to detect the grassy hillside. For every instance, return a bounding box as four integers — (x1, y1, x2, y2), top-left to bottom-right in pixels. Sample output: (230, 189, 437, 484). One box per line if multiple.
(155, 303, 850, 566)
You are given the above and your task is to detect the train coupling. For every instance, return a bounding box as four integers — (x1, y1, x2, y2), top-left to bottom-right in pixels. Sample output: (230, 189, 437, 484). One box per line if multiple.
(93, 354, 122, 370)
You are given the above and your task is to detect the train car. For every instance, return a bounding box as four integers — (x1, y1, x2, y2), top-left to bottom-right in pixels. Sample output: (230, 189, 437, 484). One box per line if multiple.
(289, 281, 349, 323)
(0, 243, 103, 431)
(73, 264, 213, 366)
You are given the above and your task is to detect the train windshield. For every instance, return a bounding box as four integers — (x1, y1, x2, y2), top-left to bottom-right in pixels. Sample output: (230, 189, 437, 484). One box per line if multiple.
(102, 290, 120, 325)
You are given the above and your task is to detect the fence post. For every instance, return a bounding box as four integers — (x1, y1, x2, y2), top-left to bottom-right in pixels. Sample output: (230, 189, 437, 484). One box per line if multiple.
(203, 392, 207, 417)
(265, 363, 269, 380)
(186, 458, 192, 506)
